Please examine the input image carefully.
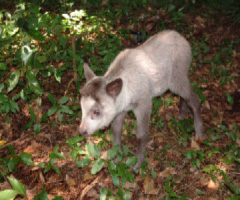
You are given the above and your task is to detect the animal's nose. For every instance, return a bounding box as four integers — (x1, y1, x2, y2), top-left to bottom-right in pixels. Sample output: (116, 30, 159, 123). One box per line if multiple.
(79, 127, 88, 136)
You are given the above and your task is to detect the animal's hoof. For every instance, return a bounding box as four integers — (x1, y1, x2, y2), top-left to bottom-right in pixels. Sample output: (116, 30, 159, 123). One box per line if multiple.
(196, 136, 204, 143)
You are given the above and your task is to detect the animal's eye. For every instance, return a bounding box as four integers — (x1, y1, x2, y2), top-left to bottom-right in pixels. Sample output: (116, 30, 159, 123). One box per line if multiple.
(93, 109, 100, 116)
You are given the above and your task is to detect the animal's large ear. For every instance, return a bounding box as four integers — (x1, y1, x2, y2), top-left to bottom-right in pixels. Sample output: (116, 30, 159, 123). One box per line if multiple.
(84, 63, 96, 82)
(106, 78, 123, 98)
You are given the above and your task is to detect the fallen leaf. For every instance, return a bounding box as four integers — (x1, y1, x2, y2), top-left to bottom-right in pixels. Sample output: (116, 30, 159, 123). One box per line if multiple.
(208, 179, 219, 190)
(143, 176, 159, 195)
(0, 140, 6, 146)
(159, 167, 177, 177)
(83, 171, 94, 181)
(87, 188, 100, 199)
(39, 171, 45, 183)
(146, 23, 155, 32)
(237, 138, 240, 148)
(123, 182, 138, 190)
(66, 174, 76, 186)
(191, 138, 200, 150)
(203, 100, 211, 110)
(101, 150, 108, 160)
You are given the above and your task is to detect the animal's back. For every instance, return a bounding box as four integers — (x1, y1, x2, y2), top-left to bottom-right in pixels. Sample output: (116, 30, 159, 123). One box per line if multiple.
(105, 30, 192, 100)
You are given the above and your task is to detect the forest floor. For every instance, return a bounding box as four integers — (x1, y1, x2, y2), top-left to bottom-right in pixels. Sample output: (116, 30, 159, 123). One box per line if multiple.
(0, 2, 240, 200)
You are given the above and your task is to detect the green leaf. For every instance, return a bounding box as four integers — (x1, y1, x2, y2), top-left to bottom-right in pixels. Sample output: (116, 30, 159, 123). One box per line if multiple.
(70, 149, 77, 161)
(86, 143, 100, 159)
(169, 190, 177, 198)
(52, 145, 65, 160)
(7, 177, 26, 196)
(111, 173, 120, 186)
(58, 96, 69, 105)
(124, 190, 131, 200)
(76, 158, 91, 168)
(37, 55, 47, 63)
(32, 185, 49, 200)
(0, 190, 19, 200)
(53, 196, 62, 200)
(67, 135, 84, 146)
(37, 162, 46, 168)
(116, 188, 124, 199)
(7, 70, 20, 93)
(29, 108, 36, 122)
(0, 83, 4, 92)
(48, 93, 56, 105)
(0, 63, 7, 70)
(41, 113, 48, 122)
(8, 156, 20, 172)
(151, 168, 157, 179)
(34, 122, 41, 134)
(107, 145, 119, 160)
(52, 165, 61, 174)
(91, 158, 105, 175)
(26, 28, 45, 41)
(107, 160, 117, 176)
(47, 105, 58, 116)
(59, 35, 67, 48)
(195, 189, 205, 195)
(59, 105, 73, 114)
(126, 157, 138, 168)
(7, 145, 15, 155)
(20, 152, 34, 166)
(225, 94, 234, 106)
(100, 187, 107, 200)
(58, 110, 63, 122)
(44, 164, 52, 173)
(26, 70, 43, 96)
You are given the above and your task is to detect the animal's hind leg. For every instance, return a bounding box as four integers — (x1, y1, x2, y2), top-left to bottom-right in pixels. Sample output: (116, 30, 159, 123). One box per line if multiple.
(179, 97, 191, 120)
(170, 78, 204, 141)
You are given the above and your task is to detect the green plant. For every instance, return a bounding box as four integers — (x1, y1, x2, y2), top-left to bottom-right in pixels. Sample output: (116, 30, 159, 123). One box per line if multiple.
(183, 149, 205, 170)
(42, 93, 73, 123)
(203, 165, 240, 199)
(170, 118, 194, 144)
(66, 135, 85, 161)
(0, 177, 26, 200)
(164, 175, 187, 200)
(38, 145, 65, 174)
(33, 185, 62, 200)
(0, 145, 34, 179)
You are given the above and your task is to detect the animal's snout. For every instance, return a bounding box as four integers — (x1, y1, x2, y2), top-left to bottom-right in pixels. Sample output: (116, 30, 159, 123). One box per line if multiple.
(79, 127, 88, 136)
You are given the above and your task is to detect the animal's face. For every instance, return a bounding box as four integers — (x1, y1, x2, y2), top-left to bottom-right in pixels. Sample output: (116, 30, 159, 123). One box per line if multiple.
(80, 94, 117, 137)
(79, 64, 123, 137)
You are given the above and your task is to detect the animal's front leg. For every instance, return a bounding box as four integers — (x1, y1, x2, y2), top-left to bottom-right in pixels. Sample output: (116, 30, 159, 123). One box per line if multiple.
(133, 99, 152, 169)
(111, 112, 126, 160)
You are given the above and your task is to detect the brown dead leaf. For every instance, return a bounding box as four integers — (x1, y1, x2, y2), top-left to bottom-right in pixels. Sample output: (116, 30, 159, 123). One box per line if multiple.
(101, 150, 108, 160)
(191, 138, 200, 150)
(23, 141, 42, 154)
(146, 23, 155, 32)
(203, 100, 211, 110)
(236, 138, 240, 147)
(39, 171, 45, 183)
(0, 181, 12, 190)
(143, 176, 159, 195)
(123, 182, 138, 190)
(80, 172, 103, 200)
(83, 171, 94, 181)
(86, 188, 99, 199)
(159, 167, 177, 177)
(208, 179, 219, 190)
(66, 174, 76, 186)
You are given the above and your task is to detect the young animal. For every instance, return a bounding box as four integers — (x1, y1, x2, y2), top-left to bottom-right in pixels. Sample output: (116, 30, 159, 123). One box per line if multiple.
(79, 30, 204, 168)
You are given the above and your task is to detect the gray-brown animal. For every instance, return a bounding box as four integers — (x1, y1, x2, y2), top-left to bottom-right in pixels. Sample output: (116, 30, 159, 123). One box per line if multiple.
(79, 30, 204, 168)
